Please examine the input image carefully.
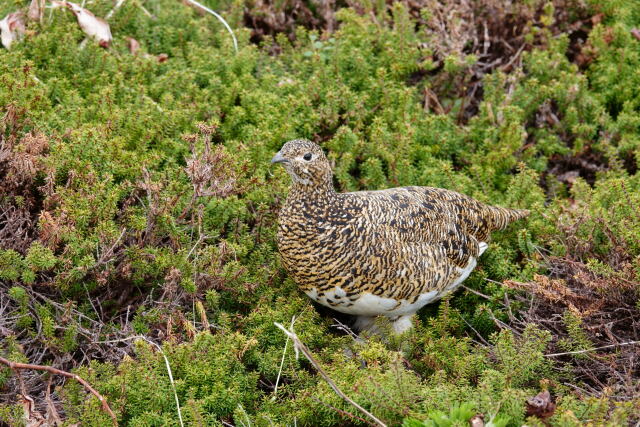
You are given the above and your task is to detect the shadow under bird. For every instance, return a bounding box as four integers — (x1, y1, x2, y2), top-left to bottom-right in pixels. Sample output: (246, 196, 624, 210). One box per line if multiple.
(272, 139, 529, 334)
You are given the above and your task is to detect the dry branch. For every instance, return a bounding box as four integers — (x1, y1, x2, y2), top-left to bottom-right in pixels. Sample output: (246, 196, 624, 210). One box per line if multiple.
(0, 356, 117, 426)
(544, 341, 640, 357)
(95, 335, 184, 427)
(274, 322, 387, 427)
(180, 0, 238, 52)
(272, 316, 295, 398)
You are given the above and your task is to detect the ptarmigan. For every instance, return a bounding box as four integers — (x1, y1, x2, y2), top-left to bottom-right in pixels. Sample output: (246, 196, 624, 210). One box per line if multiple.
(272, 139, 529, 334)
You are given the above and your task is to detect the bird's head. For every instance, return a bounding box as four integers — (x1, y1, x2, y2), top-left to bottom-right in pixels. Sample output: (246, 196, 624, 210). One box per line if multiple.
(271, 139, 333, 187)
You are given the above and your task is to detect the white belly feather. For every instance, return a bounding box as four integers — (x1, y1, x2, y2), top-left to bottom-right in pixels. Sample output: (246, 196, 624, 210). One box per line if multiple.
(305, 242, 486, 318)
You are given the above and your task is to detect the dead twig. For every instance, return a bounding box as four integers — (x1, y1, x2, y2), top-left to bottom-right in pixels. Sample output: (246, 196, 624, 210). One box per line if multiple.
(544, 341, 640, 357)
(310, 395, 375, 426)
(45, 374, 63, 424)
(274, 322, 387, 427)
(0, 356, 117, 426)
(180, 0, 238, 53)
(272, 316, 296, 399)
(462, 284, 493, 300)
(461, 315, 491, 347)
(105, 0, 126, 19)
(94, 335, 184, 427)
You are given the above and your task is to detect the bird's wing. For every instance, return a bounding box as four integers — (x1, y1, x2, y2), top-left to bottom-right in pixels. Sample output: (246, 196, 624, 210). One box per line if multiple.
(350, 186, 484, 268)
(379, 219, 480, 269)
(344, 230, 474, 297)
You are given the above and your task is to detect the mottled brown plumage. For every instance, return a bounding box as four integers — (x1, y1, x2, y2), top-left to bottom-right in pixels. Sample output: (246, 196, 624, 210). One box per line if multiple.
(272, 139, 529, 333)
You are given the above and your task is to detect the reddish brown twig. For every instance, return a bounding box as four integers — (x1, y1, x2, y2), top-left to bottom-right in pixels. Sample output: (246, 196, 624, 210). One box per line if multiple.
(0, 356, 117, 426)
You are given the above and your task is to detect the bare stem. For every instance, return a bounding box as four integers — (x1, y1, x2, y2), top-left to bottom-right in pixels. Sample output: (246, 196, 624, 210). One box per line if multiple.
(274, 322, 387, 427)
(0, 356, 117, 426)
(181, 0, 238, 53)
(272, 316, 296, 398)
(94, 335, 184, 427)
(544, 341, 640, 357)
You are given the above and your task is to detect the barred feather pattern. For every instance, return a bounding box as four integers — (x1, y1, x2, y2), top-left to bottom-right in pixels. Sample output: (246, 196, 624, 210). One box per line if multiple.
(274, 140, 529, 327)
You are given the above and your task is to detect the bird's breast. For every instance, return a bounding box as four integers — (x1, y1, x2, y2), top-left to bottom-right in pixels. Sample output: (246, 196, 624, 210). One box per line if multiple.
(277, 204, 361, 290)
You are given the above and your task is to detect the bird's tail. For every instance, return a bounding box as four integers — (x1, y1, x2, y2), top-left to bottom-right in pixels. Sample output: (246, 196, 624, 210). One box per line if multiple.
(486, 206, 530, 230)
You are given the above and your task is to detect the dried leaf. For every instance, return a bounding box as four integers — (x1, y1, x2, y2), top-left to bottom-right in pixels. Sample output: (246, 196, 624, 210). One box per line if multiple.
(602, 27, 616, 44)
(469, 414, 484, 427)
(184, 139, 237, 199)
(126, 36, 140, 55)
(55, 1, 112, 47)
(591, 13, 604, 25)
(157, 53, 169, 63)
(178, 311, 196, 339)
(28, 0, 45, 22)
(0, 12, 26, 49)
(45, 377, 63, 426)
(20, 394, 45, 427)
(195, 300, 209, 331)
(504, 273, 604, 317)
(556, 170, 580, 185)
(48, 1, 67, 9)
(526, 390, 556, 420)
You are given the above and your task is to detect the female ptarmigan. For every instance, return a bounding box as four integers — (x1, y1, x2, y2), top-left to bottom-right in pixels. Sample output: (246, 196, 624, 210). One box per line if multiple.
(272, 140, 529, 334)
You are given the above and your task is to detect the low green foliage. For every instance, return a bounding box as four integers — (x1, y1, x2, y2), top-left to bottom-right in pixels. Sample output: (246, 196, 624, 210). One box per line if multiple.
(1, 0, 639, 425)
(62, 332, 261, 425)
(403, 402, 510, 427)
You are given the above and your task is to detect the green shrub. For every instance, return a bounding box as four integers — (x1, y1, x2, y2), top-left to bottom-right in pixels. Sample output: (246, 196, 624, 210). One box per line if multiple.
(1, 0, 639, 424)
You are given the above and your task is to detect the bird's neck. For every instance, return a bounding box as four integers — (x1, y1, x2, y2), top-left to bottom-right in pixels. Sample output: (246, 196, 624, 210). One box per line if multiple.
(288, 180, 337, 206)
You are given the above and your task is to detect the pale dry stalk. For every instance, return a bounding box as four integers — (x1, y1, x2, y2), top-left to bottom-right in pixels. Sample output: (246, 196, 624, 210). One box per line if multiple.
(274, 322, 387, 427)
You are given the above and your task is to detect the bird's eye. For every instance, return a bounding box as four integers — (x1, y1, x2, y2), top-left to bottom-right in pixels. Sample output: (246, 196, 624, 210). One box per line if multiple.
(303, 153, 312, 161)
